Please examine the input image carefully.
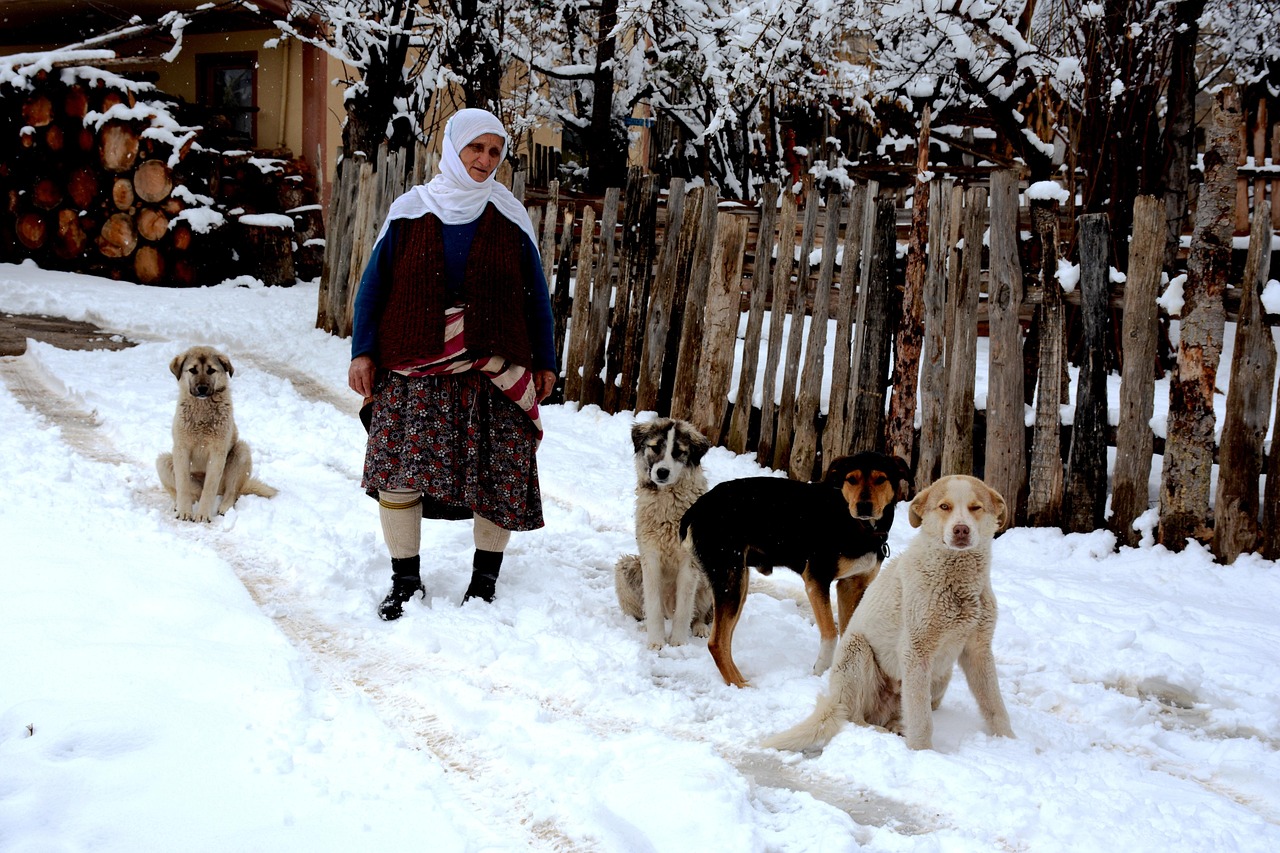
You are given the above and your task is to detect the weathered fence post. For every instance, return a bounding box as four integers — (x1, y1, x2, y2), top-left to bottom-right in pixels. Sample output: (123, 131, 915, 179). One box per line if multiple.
(1159, 88, 1240, 551)
(1212, 200, 1275, 563)
(1026, 188, 1065, 528)
(822, 181, 871, 464)
(846, 195, 898, 455)
(1110, 195, 1165, 546)
(1062, 213, 1111, 533)
(983, 171, 1025, 520)
(726, 182, 778, 454)
(539, 180, 559, 289)
(886, 105, 932, 473)
(550, 206, 575, 378)
(915, 179, 952, 492)
(1263, 369, 1280, 560)
(580, 188, 621, 407)
(671, 186, 720, 420)
(791, 188, 843, 480)
(774, 179, 821, 470)
(757, 186, 797, 465)
(940, 186, 987, 475)
(609, 169, 659, 413)
(636, 178, 688, 413)
(690, 212, 749, 444)
(563, 203, 597, 402)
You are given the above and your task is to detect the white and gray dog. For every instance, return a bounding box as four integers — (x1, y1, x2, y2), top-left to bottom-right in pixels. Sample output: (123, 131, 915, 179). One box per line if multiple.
(615, 418, 714, 648)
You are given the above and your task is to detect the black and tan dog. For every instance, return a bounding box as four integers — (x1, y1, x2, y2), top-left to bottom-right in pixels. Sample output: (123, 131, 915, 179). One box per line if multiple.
(679, 451, 911, 687)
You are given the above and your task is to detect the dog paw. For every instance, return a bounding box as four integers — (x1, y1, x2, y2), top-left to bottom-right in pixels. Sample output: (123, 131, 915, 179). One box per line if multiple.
(692, 623, 711, 639)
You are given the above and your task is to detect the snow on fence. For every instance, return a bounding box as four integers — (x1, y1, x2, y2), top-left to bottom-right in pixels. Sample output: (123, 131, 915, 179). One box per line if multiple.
(318, 134, 1279, 564)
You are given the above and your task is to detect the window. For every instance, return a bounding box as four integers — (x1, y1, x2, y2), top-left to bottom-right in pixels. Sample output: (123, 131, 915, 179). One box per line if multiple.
(196, 53, 258, 146)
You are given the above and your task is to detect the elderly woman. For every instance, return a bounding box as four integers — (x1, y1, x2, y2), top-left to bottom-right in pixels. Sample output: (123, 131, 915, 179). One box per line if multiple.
(348, 108, 557, 619)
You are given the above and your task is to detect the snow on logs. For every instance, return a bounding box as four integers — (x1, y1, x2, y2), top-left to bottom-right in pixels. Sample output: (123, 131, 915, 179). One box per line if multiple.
(1, 64, 321, 287)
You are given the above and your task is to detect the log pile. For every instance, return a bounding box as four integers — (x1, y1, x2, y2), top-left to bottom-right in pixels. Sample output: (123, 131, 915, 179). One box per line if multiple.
(0, 63, 322, 287)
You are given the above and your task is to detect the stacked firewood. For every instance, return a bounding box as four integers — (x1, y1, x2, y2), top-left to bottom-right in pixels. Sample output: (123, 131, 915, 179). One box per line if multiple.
(0, 65, 322, 287)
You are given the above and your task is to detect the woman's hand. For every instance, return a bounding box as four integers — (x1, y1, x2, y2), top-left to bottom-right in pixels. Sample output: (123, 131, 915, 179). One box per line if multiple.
(534, 369, 556, 402)
(348, 355, 376, 398)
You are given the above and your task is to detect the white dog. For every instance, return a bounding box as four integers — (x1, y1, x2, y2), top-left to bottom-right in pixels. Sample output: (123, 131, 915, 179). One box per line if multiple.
(615, 418, 714, 648)
(764, 474, 1014, 751)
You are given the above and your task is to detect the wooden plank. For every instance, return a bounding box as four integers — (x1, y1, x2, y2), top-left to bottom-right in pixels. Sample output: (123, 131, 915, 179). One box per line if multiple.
(670, 186, 720, 420)
(1159, 88, 1240, 551)
(756, 186, 797, 465)
(726, 182, 778, 454)
(773, 180, 821, 470)
(791, 188, 843, 480)
(940, 186, 987, 475)
(636, 179, 687, 414)
(886, 105, 931, 474)
(581, 187, 621, 407)
(550, 207, 575, 388)
(1212, 200, 1275, 563)
(846, 196, 898, 455)
(539, 180, 559, 295)
(822, 182, 870, 463)
(563, 203, 596, 402)
(983, 170, 1025, 522)
(1110, 196, 1164, 546)
(1026, 197, 1065, 527)
(915, 180, 955, 490)
(690, 212, 749, 444)
(609, 169, 659, 413)
(341, 156, 377, 338)
(1062, 213, 1111, 534)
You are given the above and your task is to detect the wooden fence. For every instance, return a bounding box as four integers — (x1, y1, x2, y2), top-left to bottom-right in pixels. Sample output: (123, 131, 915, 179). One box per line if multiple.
(317, 136, 1279, 564)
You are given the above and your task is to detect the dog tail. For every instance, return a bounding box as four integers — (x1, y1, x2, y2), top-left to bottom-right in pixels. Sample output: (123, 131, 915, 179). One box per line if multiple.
(244, 478, 278, 498)
(761, 691, 849, 753)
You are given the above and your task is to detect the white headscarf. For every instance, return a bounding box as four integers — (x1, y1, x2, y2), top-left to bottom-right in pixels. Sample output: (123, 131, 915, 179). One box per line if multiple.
(375, 108, 539, 249)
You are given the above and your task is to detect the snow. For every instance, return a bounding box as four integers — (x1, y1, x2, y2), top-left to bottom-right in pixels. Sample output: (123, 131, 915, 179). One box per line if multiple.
(2, 261, 1279, 852)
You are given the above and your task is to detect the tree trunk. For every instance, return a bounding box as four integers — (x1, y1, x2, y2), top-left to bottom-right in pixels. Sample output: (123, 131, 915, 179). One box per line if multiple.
(1158, 88, 1240, 551)
(1160, 0, 1205, 274)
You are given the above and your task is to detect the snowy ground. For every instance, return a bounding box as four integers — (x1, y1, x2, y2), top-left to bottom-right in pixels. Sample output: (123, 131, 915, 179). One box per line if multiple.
(1, 260, 1278, 852)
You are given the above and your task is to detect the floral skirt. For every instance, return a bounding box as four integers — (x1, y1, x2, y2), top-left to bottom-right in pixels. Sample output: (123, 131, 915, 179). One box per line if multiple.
(361, 371, 544, 531)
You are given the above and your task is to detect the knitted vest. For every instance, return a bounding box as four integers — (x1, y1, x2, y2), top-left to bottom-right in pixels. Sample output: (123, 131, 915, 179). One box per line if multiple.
(378, 205, 532, 369)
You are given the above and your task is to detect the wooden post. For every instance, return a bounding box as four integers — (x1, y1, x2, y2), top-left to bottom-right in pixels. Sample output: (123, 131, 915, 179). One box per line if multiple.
(636, 179, 688, 414)
(773, 178, 821, 470)
(1159, 88, 1240, 551)
(690, 213, 749, 444)
(726, 183, 778, 454)
(581, 187, 621, 407)
(756, 186, 797, 466)
(610, 170, 659, 413)
(1263, 369, 1280, 560)
(940, 186, 987, 475)
(563, 203, 596, 402)
(670, 186, 720, 420)
(886, 105, 931, 474)
(550, 207, 575, 383)
(1212, 201, 1275, 563)
(822, 182, 871, 464)
(983, 171, 1025, 521)
(1026, 195, 1065, 528)
(1062, 213, 1110, 534)
(915, 179, 952, 492)
(538, 180, 559, 298)
(1110, 196, 1165, 546)
(791, 189, 843, 480)
(847, 196, 898, 455)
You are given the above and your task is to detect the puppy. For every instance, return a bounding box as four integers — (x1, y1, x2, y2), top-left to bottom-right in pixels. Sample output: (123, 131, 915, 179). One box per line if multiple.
(157, 346, 276, 522)
(764, 474, 1014, 752)
(680, 451, 911, 687)
(615, 418, 715, 648)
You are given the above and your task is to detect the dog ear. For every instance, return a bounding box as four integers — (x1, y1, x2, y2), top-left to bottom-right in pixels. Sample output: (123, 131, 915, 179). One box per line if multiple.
(169, 354, 185, 379)
(821, 456, 851, 487)
(908, 484, 932, 528)
(983, 482, 1008, 529)
(892, 455, 914, 499)
(686, 426, 712, 465)
(630, 421, 650, 452)
(218, 354, 235, 377)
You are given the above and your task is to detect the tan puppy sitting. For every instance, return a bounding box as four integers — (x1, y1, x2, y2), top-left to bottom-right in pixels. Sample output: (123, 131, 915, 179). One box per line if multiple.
(157, 346, 276, 522)
(764, 474, 1014, 752)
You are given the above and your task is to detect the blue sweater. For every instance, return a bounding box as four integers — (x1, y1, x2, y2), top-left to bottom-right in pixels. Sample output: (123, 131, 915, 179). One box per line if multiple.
(351, 217, 558, 371)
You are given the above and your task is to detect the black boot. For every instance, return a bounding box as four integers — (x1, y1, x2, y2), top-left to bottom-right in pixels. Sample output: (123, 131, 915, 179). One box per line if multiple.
(379, 555, 424, 621)
(463, 550, 503, 603)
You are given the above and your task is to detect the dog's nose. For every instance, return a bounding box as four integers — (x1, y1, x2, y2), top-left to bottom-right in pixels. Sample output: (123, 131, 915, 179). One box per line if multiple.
(951, 523, 971, 546)
(855, 501, 874, 518)
(654, 467, 670, 482)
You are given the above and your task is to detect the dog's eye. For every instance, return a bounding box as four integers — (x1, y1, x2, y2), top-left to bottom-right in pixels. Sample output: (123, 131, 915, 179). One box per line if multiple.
(938, 502, 951, 512)
(871, 474, 887, 485)
(969, 504, 983, 513)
